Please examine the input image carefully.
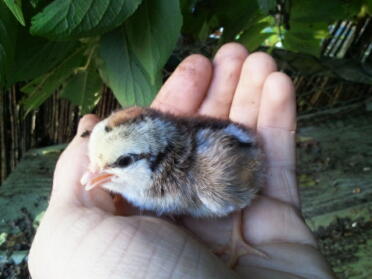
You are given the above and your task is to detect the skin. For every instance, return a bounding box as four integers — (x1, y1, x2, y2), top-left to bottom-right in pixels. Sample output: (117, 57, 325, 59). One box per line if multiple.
(28, 43, 335, 279)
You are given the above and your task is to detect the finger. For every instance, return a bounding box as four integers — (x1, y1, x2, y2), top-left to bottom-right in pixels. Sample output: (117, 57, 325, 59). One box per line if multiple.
(151, 54, 212, 115)
(51, 115, 115, 213)
(242, 197, 316, 246)
(76, 114, 99, 137)
(257, 72, 298, 207)
(199, 43, 248, 119)
(182, 196, 316, 249)
(229, 52, 277, 129)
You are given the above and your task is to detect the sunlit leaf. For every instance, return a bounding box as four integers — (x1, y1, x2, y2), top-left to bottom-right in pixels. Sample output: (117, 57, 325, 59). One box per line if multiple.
(60, 66, 102, 114)
(238, 19, 273, 51)
(98, 29, 154, 106)
(124, 0, 182, 86)
(98, 0, 182, 107)
(30, 0, 143, 40)
(283, 22, 329, 57)
(3, 0, 25, 26)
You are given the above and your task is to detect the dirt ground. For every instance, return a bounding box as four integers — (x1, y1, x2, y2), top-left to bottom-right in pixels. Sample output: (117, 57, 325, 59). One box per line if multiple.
(0, 212, 33, 279)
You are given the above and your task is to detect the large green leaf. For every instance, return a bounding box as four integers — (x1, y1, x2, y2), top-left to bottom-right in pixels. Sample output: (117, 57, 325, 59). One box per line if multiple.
(12, 29, 78, 83)
(98, 0, 182, 107)
(283, 22, 329, 57)
(3, 0, 25, 26)
(124, 0, 182, 86)
(21, 47, 85, 114)
(30, 0, 143, 40)
(98, 29, 154, 106)
(0, 1, 18, 87)
(60, 66, 102, 114)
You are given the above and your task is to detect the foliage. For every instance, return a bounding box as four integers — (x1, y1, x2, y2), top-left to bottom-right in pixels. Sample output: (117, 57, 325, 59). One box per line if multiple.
(0, 0, 371, 114)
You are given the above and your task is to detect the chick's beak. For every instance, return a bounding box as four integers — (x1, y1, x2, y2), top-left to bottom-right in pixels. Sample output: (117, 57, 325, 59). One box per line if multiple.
(81, 170, 115, 191)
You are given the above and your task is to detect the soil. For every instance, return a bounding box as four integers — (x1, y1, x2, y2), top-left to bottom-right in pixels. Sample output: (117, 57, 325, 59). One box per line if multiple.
(315, 217, 372, 279)
(0, 209, 34, 279)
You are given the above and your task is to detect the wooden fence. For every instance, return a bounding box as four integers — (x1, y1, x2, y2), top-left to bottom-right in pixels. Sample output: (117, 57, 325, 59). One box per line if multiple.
(0, 87, 120, 183)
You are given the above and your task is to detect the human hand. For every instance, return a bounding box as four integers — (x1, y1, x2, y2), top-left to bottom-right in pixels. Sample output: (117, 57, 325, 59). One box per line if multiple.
(151, 43, 335, 278)
(29, 43, 335, 279)
(28, 119, 238, 278)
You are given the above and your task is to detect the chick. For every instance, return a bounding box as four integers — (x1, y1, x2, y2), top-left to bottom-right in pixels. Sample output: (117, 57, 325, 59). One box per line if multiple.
(81, 106, 266, 267)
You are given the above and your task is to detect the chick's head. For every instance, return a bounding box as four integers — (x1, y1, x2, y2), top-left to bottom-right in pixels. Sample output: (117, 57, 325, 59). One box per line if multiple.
(83, 108, 175, 199)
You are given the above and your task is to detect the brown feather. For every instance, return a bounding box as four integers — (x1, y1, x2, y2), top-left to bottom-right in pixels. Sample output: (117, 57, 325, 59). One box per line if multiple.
(106, 106, 145, 128)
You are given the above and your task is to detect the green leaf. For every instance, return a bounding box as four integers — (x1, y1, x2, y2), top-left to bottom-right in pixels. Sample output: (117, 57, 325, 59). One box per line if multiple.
(98, 0, 182, 107)
(124, 0, 182, 86)
(60, 66, 102, 114)
(30, 0, 143, 40)
(214, 0, 262, 41)
(283, 32, 322, 57)
(3, 0, 25, 26)
(0, 232, 7, 247)
(283, 19, 329, 56)
(98, 29, 154, 106)
(364, 0, 372, 14)
(13, 29, 79, 83)
(238, 20, 273, 51)
(283, 22, 329, 56)
(21, 47, 85, 114)
(0, 1, 17, 87)
(290, 0, 360, 22)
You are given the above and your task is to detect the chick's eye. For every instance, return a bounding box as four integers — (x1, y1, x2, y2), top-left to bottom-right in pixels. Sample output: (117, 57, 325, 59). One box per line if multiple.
(115, 155, 133, 168)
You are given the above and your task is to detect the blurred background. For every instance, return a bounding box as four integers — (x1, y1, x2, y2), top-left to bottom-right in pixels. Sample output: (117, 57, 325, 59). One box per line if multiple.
(0, 0, 371, 278)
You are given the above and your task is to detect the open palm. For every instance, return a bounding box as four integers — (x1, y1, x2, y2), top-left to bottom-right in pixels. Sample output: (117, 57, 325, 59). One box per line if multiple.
(29, 43, 334, 279)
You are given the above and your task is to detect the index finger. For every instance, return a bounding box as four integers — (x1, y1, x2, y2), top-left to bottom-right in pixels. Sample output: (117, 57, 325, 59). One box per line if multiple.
(151, 54, 212, 115)
(257, 72, 299, 208)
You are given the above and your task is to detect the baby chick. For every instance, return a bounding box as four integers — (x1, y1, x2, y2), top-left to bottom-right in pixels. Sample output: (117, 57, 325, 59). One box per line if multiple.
(81, 107, 266, 267)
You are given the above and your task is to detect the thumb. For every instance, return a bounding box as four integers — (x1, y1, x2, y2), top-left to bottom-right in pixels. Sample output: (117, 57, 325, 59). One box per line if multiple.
(50, 115, 115, 213)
